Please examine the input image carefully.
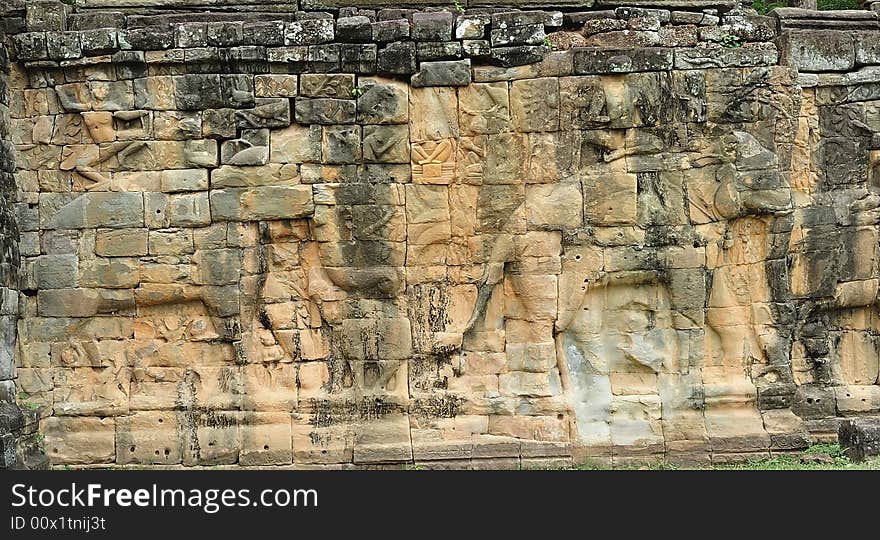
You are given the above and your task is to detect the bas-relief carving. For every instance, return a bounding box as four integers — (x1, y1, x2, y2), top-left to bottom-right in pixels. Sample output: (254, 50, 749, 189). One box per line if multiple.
(412, 139, 454, 184)
(13, 50, 880, 466)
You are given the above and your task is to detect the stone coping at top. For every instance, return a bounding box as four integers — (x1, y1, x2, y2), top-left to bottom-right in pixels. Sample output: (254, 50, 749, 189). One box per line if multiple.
(7, 2, 880, 80)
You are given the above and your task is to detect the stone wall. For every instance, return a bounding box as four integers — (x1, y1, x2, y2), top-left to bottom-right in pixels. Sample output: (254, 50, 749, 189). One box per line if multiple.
(0, 3, 46, 470)
(4, 1, 880, 468)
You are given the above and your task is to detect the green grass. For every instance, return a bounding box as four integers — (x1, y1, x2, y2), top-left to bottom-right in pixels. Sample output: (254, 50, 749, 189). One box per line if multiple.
(752, 0, 789, 15)
(751, 0, 860, 14)
(817, 0, 860, 9)
(576, 444, 880, 470)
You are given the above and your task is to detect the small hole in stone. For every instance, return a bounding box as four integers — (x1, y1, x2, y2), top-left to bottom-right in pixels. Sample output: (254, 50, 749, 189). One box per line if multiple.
(154, 450, 160, 456)
(158, 418, 163, 423)
(164, 448, 170, 456)
(264, 445, 269, 451)
(321, 450, 327, 455)
(130, 446, 135, 453)
(807, 398, 813, 404)
(209, 441, 216, 447)
(575, 255, 581, 261)
(847, 394, 852, 397)
(557, 414, 564, 420)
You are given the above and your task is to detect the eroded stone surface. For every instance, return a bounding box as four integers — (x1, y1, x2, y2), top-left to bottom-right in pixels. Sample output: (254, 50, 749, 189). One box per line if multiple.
(5, 3, 880, 469)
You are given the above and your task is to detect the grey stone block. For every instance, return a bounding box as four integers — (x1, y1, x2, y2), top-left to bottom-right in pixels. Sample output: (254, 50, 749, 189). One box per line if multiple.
(26, 0, 69, 32)
(372, 19, 410, 43)
(455, 15, 490, 39)
(490, 23, 546, 47)
(207, 21, 244, 47)
(341, 43, 377, 73)
(839, 417, 880, 462)
(285, 19, 335, 46)
(243, 21, 285, 47)
(412, 11, 454, 42)
(491, 45, 547, 67)
(463, 40, 491, 58)
(573, 47, 673, 73)
(777, 30, 854, 72)
(295, 98, 356, 124)
(411, 59, 471, 88)
(79, 29, 118, 55)
(308, 44, 341, 72)
(46, 32, 81, 61)
(337, 16, 373, 42)
(12, 33, 47, 61)
(40, 192, 144, 230)
(417, 41, 463, 62)
(491, 11, 547, 28)
(121, 27, 174, 50)
(378, 42, 417, 75)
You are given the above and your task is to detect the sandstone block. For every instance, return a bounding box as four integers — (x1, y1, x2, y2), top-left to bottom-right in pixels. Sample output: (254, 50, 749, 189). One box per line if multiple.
(295, 98, 356, 124)
(40, 192, 144, 229)
(211, 186, 315, 221)
(240, 413, 293, 466)
(38, 288, 134, 317)
(160, 169, 208, 193)
(525, 182, 583, 230)
(43, 416, 115, 465)
(255, 74, 298, 98)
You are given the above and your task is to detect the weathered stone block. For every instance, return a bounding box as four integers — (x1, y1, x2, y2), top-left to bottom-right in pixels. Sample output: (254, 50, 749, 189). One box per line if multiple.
(456, 15, 490, 39)
(490, 45, 547, 67)
(777, 30, 855, 72)
(295, 98, 356, 124)
(300, 74, 355, 99)
(33, 255, 78, 289)
(255, 74, 298, 98)
(337, 16, 373, 42)
(46, 32, 81, 61)
(412, 11, 454, 42)
(307, 43, 341, 72)
(378, 42, 418, 75)
(510, 77, 559, 132)
(573, 47, 673, 73)
(210, 186, 315, 221)
(43, 417, 115, 465)
(373, 19, 410, 43)
(40, 192, 144, 229)
(411, 59, 472, 88)
(363, 125, 410, 163)
(221, 129, 269, 166)
(240, 413, 292, 466)
(38, 288, 134, 317)
(285, 19, 335, 46)
(839, 417, 880, 462)
(322, 125, 362, 164)
(271, 124, 322, 164)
